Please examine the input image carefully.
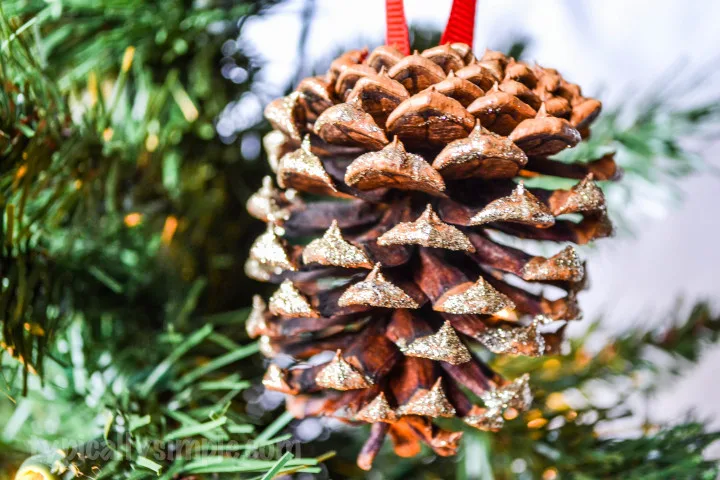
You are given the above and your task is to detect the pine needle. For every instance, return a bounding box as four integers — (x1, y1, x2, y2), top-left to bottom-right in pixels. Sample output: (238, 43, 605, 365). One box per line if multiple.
(138, 324, 213, 397)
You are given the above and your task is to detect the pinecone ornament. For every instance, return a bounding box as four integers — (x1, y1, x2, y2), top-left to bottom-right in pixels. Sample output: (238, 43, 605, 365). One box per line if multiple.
(247, 43, 618, 470)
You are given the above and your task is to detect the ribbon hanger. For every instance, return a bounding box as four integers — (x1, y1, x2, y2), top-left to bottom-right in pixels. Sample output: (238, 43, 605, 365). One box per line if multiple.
(385, 0, 478, 54)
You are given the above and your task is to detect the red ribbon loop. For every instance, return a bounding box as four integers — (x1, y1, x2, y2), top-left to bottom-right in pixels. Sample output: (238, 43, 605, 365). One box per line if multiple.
(385, 0, 411, 55)
(440, 0, 478, 46)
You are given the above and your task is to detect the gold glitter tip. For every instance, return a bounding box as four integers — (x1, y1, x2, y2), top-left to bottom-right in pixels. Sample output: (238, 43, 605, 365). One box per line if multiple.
(469, 182, 555, 227)
(277, 135, 338, 194)
(262, 364, 296, 394)
(268, 280, 319, 318)
(377, 204, 475, 252)
(522, 246, 584, 283)
(264, 91, 303, 141)
(338, 263, 419, 309)
(356, 392, 398, 423)
(263, 130, 288, 173)
(249, 223, 296, 273)
(344, 137, 446, 195)
(463, 405, 505, 431)
(475, 317, 545, 357)
(433, 276, 515, 315)
(244, 257, 273, 282)
(396, 378, 456, 418)
(302, 220, 373, 269)
(315, 350, 374, 390)
(246, 176, 291, 223)
(397, 321, 471, 365)
(432, 122, 528, 180)
(465, 374, 532, 431)
(550, 174, 606, 216)
(481, 374, 532, 412)
(246, 295, 269, 338)
(258, 335, 275, 358)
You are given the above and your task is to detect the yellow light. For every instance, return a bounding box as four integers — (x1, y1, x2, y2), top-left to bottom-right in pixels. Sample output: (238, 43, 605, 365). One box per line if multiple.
(161, 216, 178, 245)
(88, 71, 98, 107)
(23, 323, 46, 336)
(145, 133, 159, 152)
(542, 467, 559, 480)
(15, 165, 27, 180)
(103, 128, 114, 142)
(528, 418, 548, 429)
(13, 165, 27, 189)
(503, 407, 519, 420)
(575, 348, 591, 368)
(546, 392, 568, 411)
(526, 409, 543, 420)
(121, 46, 136, 73)
(543, 358, 561, 370)
(124, 213, 143, 227)
(172, 86, 199, 122)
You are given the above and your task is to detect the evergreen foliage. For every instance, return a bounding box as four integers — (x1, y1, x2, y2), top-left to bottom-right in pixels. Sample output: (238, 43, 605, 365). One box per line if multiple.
(0, 2, 718, 479)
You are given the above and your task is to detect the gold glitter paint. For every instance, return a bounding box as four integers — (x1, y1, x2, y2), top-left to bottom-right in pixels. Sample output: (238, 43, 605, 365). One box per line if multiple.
(277, 135, 338, 193)
(482, 374, 532, 412)
(432, 122, 528, 178)
(464, 374, 532, 431)
(262, 364, 295, 393)
(475, 316, 546, 357)
(397, 321, 471, 365)
(434, 276, 515, 315)
(314, 102, 386, 138)
(264, 91, 303, 141)
(246, 176, 292, 223)
(302, 220, 373, 269)
(469, 182, 555, 227)
(263, 130, 288, 172)
(344, 137, 446, 195)
(522, 245, 584, 282)
(551, 174, 606, 215)
(315, 350, 374, 390)
(356, 392, 398, 423)
(396, 378, 456, 417)
(377, 204, 475, 252)
(245, 295, 269, 338)
(249, 223, 296, 273)
(463, 405, 505, 431)
(338, 263, 419, 309)
(268, 280, 319, 318)
(244, 257, 274, 282)
(258, 335, 275, 358)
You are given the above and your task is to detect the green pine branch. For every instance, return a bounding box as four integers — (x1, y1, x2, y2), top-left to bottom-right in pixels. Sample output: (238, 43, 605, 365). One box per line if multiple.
(0, 0, 278, 380)
(4, 301, 329, 479)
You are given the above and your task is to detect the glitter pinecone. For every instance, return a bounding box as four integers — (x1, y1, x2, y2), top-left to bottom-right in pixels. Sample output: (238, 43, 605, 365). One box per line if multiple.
(246, 43, 618, 470)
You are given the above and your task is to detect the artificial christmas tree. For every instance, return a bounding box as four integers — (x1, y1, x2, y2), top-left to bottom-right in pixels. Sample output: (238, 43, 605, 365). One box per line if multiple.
(246, 40, 618, 469)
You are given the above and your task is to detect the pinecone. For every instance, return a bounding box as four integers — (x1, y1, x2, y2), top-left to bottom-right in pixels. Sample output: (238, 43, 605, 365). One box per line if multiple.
(247, 43, 618, 470)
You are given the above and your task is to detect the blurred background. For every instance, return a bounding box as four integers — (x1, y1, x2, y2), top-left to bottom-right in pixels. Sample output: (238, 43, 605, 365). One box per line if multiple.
(2, 0, 720, 478)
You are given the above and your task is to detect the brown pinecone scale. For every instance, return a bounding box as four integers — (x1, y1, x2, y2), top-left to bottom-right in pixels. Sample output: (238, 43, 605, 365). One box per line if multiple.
(246, 43, 618, 470)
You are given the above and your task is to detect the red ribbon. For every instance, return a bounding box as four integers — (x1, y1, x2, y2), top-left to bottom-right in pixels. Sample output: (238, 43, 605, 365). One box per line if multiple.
(385, 0, 477, 54)
(440, 0, 478, 46)
(385, 0, 411, 55)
